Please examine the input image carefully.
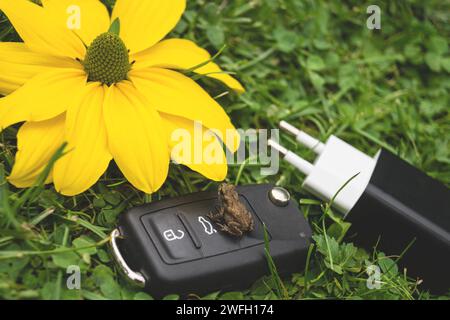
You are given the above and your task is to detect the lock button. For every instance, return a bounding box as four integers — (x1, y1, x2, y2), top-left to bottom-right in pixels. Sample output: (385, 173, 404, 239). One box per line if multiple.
(143, 211, 202, 264)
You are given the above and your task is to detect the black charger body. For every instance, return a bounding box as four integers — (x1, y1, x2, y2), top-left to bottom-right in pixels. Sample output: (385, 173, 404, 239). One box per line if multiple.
(347, 149, 450, 293)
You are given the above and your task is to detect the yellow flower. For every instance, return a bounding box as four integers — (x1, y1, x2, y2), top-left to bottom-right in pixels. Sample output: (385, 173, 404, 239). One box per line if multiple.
(0, 0, 244, 196)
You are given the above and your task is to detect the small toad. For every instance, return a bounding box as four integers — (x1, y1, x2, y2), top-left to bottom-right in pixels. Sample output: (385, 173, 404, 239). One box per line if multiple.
(207, 183, 254, 237)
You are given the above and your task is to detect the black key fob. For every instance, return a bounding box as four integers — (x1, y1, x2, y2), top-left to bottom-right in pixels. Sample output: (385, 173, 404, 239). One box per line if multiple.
(111, 184, 312, 297)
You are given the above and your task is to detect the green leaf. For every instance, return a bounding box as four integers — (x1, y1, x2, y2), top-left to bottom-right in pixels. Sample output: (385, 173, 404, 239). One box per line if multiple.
(41, 282, 57, 300)
(201, 291, 221, 300)
(0, 245, 29, 278)
(425, 52, 442, 72)
(92, 265, 114, 283)
(441, 57, 450, 73)
(327, 222, 351, 242)
(72, 236, 97, 255)
(313, 39, 331, 50)
(93, 198, 106, 208)
(309, 71, 325, 90)
(338, 63, 358, 89)
(104, 191, 121, 206)
(109, 18, 120, 35)
(307, 55, 325, 71)
(134, 292, 154, 300)
(203, 3, 221, 24)
(99, 278, 122, 300)
(219, 292, 245, 300)
(273, 27, 298, 53)
(97, 249, 111, 263)
(377, 253, 399, 277)
(206, 25, 225, 49)
(52, 252, 80, 269)
(404, 44, 422, 62)
(92, 265, 121, 300)
(427, 36, 448, 55)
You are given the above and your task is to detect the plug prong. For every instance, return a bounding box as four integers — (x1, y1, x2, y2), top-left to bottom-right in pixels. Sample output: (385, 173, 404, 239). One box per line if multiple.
(268, 139, 288, 156)
(280, 121, 301, 136)
(280, 121, 325, 154)
(268, 139, 314, 175)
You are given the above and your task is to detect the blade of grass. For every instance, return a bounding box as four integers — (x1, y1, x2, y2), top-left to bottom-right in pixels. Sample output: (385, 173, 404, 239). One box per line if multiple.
(263, 224, 289, 299)
(0, 163, 21, 230)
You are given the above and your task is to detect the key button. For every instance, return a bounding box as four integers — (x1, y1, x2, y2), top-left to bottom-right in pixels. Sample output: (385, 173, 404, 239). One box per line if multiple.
(142, 211, 202, 264)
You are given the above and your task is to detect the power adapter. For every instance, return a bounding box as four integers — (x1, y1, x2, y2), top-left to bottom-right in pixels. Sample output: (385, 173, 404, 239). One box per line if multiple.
(269, 121, 450, 293)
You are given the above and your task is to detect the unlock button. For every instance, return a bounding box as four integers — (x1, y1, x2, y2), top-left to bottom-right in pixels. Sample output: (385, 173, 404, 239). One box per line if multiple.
(142, 210, 202, 264)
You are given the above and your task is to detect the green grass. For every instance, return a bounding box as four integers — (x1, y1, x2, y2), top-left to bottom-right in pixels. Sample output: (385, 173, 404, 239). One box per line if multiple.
(1, 0, 449, 300)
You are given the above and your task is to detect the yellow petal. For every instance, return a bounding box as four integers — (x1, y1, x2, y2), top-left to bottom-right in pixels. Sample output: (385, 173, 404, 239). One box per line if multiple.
(103, 81, 169, 194)
(112, 0, 186, 54)
(132, 39, 245, 93)
(42, 0, 110, 46)
(54, 83, 111, 196)
(0, 68, 87, 131)
(129, 68, 240, 153)
(0, 42, 82, 95)
(0, 0, 86, 58)
(8, 114, 65, 188)
(162, 113, 227, 181)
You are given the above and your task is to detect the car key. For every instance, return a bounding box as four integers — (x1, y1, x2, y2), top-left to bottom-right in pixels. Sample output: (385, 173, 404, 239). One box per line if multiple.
(110, 184, 312, 297)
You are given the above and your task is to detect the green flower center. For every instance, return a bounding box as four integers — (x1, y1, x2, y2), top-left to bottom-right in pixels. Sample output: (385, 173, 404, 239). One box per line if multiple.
(83, 32, 131, 86)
